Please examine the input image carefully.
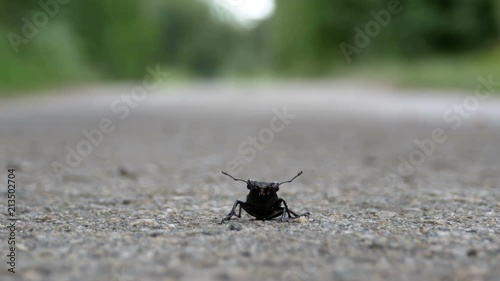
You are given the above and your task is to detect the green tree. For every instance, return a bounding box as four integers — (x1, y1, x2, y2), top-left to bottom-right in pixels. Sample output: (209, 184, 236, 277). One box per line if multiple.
(69, 0, 161, 79)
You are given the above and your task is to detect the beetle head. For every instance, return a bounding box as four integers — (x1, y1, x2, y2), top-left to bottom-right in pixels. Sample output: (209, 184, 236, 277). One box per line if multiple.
(247, 180, 280, 195)
(221, 171, 303, 196)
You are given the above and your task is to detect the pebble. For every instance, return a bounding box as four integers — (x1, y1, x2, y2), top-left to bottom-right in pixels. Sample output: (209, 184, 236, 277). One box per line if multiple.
(5, 159, 31, 172)
(229, 222, 242, 231)
(296, 216, 309, 223)
(467, 249, 478, 257)
(129, 219, 160, 228)
(118, 165, 138, 180)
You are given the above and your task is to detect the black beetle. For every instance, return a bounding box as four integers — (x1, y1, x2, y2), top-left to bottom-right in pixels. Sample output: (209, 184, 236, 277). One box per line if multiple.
(219, 171, 310, 224)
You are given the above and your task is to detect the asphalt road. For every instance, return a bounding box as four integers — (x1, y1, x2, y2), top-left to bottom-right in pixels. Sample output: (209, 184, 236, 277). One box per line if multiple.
(0, 81, 499, 281)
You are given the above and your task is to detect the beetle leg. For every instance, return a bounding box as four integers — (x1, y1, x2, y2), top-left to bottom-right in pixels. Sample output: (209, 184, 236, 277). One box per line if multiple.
(278, 199, 291, 222)
(220, 200, 244, 224)
(237, 203, 242, 218)
(277, 199, 309, 222)
(288, 209, 311, 218)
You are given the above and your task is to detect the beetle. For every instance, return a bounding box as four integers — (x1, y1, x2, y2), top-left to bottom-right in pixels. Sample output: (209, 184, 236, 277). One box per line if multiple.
(219, 171, 310, 224)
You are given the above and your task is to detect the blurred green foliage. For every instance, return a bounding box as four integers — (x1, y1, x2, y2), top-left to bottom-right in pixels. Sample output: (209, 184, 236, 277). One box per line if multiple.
(0, 0, 499, 91)
(0, 0, 249, 90)
(70, 0, 160, 79)
(270, 0, 499, 74)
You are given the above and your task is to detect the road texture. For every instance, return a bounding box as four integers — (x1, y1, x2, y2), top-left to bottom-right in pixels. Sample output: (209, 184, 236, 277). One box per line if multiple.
(0, 81, 499, 281)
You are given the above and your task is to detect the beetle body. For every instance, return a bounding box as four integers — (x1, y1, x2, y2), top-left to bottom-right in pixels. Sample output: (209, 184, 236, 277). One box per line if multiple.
(220, 172, 309, 224)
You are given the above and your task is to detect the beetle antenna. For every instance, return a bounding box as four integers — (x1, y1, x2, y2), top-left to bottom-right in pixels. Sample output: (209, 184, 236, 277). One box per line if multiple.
(278, 171, 303, 186)
(221, 171, 247, 183)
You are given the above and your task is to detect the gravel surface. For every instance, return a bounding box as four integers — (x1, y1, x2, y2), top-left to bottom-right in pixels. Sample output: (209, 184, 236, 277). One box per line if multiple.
(0, 82, 499, 281)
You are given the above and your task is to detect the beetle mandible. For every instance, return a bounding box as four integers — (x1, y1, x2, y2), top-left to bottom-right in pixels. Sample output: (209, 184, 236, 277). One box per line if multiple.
(219, 171, 310, 224)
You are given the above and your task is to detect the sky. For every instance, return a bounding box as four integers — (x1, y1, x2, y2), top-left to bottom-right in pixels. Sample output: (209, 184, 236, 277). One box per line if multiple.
(212, 0, 275, 22)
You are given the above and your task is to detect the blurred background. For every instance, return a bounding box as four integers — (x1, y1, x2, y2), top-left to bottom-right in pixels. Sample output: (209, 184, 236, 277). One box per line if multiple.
(1, 0, 499, 93)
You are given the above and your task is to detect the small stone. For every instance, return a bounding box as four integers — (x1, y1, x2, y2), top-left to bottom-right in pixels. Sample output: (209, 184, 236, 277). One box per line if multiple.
(420, 227, 429, 234)
(130, 219, 159, 228)
(149, 231, 167, 237)
(17, 243, 28, 251)
(467, 249, 478, 257)
(229, 222, 242, 231)
(36, 215, 52, 222)
(122, 199, 132, 205)
(118, 165, 138, 180)
(296, 216, 309, 223)
(241, 251, 251, 257)
(5, 159, 31, 172)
